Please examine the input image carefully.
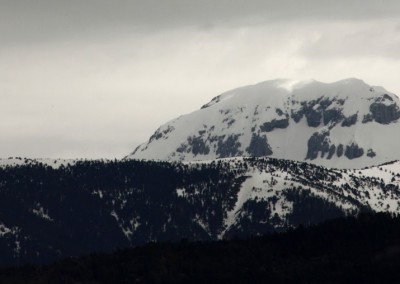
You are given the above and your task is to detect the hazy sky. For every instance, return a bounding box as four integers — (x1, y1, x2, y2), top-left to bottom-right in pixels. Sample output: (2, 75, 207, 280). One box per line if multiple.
(2, 0, 400, 159)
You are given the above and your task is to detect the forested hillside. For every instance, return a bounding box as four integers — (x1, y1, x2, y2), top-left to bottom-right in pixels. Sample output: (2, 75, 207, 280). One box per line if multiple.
(1, 213, 399, 283)
(0, 157, 399, 266)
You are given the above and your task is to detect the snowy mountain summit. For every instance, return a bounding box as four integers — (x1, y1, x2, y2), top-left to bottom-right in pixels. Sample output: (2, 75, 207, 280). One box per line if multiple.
(128, 78, 400, 169)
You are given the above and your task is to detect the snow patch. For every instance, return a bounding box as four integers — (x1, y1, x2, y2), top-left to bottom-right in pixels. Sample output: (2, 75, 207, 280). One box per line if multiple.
(176, 188, 186, 197)
(32, 203, 53, 221)
(0, 223, 11, 237)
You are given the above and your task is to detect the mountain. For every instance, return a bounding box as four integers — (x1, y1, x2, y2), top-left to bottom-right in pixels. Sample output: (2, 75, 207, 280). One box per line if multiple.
(128, 78, 400, 169)
(1, 157, 400, 266)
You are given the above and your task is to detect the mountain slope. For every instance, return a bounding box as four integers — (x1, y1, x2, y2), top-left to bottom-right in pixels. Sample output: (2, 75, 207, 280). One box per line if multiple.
(1, 158, 400, 266)
(128, 78, 400, 168)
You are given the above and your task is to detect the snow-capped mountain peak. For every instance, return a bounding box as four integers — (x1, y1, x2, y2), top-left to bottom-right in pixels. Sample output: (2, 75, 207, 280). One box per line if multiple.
(128, 78, 400, 169)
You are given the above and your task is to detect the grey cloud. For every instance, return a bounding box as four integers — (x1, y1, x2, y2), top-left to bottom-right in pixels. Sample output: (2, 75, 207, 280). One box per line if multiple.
(2, 0, 400, 46)
(299, 22, 400, 59)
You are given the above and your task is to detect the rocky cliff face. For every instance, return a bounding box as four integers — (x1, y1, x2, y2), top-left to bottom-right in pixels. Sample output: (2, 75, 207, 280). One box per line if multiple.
(128, 78, 400, 169)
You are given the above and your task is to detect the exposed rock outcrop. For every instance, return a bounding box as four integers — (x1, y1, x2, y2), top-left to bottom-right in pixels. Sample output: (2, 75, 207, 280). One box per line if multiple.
(341, 114, 358, 127)
(260, 118, 289, 132)
(216, 134, 242, 158)
(369, 102, 400, 124)
(345, 143, 364, 160)
(306, 132, 331, 160)
(246, 134, 273, 157)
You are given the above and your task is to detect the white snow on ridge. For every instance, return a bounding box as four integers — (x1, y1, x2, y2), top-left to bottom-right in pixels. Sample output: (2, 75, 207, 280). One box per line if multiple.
(0, 158, 77, 169)
(213, 157, 400, 237)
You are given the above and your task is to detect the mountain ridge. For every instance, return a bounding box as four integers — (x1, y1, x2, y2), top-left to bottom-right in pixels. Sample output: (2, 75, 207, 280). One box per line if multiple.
(128, 78, 400, 169)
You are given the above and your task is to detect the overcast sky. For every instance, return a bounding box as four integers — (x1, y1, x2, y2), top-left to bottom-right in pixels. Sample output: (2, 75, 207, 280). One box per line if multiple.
(1, 0, 400, 159)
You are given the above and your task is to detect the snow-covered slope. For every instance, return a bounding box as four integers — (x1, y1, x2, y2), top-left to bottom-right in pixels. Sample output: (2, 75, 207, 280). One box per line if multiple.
(218, 158, 400, 235)
(0, 157, 77, 169)
(128, 78, 400, 169)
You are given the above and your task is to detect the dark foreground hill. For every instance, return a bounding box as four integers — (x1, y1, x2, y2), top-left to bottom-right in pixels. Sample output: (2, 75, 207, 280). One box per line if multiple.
(1, 157, 400, 266)
(1, 213, 400, 284)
